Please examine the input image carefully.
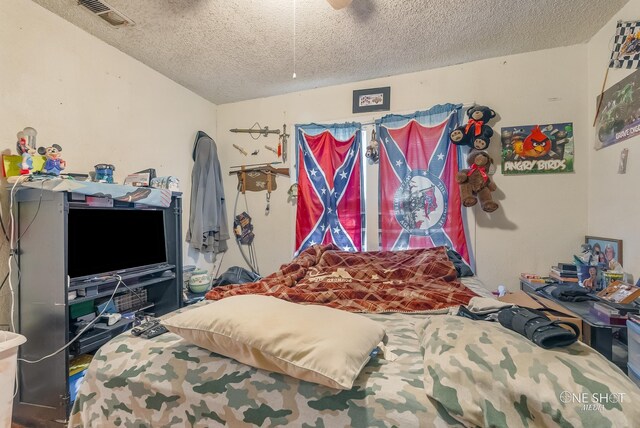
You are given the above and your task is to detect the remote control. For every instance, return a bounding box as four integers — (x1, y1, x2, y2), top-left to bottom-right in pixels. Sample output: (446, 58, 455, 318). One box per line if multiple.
(141, 324, 168, 339)
(131, 319, 159, 336)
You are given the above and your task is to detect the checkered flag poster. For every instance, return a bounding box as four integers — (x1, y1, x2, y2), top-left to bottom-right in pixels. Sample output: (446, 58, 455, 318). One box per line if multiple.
(610, 21, 640, 69)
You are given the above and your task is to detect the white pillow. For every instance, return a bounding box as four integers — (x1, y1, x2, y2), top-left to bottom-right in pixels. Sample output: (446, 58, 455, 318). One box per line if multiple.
(162, 295, 386, 389)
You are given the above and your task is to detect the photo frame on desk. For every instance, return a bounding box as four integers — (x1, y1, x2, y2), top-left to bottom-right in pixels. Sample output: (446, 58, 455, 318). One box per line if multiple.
(597, 281, 640, 304)
(585, 236, 623, 267)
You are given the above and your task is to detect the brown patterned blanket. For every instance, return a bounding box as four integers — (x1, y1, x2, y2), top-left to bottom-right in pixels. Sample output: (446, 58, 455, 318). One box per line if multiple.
(205, 245, 477, 313)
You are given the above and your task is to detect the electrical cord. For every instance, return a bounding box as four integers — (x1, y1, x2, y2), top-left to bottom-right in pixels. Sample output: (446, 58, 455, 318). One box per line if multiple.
(8, 175, 28, 333)
(0, 271, 9, 294)
(0, 215, 8, 242)
(6, 177, 49, 334)
(17, 179, 47, 242)
(213, 250, 225, 280)
(244, 191, 259, 274)
(6, 175, 41, 399)
(232, 190, 260, 274)
(18, 274, 124, 364)
(0, 180, 13, 241)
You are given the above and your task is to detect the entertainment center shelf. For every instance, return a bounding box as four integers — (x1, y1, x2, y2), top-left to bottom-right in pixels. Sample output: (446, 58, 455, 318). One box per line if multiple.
(69, 273, 176, 305)
(12, 187, 184, 427)
(67, 264, 176, 292)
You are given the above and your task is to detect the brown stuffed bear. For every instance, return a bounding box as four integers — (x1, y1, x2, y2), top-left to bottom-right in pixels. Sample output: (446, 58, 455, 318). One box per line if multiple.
(456, 150, 498, 212)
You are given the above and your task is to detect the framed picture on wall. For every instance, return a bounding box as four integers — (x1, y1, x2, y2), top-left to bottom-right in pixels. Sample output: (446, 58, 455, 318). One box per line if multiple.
(352, 87, 390, 113)
(585, 236, 623, 267)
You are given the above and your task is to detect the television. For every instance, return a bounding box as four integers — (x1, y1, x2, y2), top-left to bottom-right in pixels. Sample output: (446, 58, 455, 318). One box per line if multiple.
(67, 208, 167, 281)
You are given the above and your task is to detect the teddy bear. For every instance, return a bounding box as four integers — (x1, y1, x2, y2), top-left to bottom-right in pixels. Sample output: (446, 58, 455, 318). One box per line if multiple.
(470, 125, 494, 151)
(449, 105, 497, 148)
(456, 150, 499, 212)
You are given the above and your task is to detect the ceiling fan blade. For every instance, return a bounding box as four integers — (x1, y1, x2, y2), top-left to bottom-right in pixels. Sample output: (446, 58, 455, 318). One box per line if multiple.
(326, 0, 353, 10)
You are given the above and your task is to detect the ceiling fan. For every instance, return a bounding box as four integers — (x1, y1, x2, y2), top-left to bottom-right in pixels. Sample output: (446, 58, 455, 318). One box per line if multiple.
(326, 0, 353, 10)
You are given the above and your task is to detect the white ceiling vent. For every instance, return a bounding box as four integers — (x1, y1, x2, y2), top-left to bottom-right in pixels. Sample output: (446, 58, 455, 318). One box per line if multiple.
(77, 0, 134, 27)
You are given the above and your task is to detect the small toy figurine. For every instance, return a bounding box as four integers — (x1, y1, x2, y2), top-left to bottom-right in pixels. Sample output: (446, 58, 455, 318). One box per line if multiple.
(38, 144, 66, 175)
(365, 129, 380, 164)
(16, 130, 37, 175)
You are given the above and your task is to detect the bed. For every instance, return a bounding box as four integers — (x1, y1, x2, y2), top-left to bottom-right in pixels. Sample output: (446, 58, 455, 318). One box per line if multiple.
(68, 246, 640, 427)
(69, 310, 474, 427)
(69, 246, 487, 427)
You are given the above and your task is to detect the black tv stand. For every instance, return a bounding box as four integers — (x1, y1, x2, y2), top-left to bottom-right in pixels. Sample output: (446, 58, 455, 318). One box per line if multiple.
(12, 188, 183, 426)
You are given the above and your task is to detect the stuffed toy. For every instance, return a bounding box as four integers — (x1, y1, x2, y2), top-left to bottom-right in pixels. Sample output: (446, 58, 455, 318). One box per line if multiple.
(450, 105, 497, 148)
(471, 125, 494, 151)
(16, 133, 36, 175)
(456, 150, 499, 212)
(38, 144, 66, 175)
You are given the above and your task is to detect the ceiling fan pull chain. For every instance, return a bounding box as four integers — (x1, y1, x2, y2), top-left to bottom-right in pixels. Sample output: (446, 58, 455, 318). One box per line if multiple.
(292, 0, 297, 79)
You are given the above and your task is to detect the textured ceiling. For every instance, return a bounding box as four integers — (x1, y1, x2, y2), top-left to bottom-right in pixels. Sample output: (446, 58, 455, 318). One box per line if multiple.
(32, 0, 628, 104)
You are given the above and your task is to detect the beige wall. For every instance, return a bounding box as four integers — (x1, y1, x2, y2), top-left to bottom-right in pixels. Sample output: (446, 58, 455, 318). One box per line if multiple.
(587, 0, 640, 279)
(0, 0, 217, 327)
(217, 45, 590, 290)
(4, 0, 627, 313)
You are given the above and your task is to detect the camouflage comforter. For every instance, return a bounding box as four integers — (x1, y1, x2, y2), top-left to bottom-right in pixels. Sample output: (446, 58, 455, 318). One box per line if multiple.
(419, 316, 640, 428)
(68, 310, 465, 428)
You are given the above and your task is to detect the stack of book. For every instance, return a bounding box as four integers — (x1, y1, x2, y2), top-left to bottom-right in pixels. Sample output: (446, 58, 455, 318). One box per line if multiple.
(549, 263, 578, 283)
(520, 273, 548, 283)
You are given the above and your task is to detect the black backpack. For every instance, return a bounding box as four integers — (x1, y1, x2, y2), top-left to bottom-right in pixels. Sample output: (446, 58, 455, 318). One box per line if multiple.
(211, 266, 261, 287)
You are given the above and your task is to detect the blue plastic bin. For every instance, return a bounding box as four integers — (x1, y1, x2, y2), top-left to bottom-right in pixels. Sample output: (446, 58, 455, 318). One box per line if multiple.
(628, 363, 640, 388)
(627, 318, 640, 370)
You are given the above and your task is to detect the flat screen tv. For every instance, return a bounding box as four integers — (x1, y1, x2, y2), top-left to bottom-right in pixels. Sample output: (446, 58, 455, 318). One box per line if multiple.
(68, 208, 167, 280)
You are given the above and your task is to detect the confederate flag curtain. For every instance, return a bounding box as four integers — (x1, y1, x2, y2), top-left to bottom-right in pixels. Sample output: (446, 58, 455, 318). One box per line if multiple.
(295, 123, 364, 254)
(375, 103, 470, 262)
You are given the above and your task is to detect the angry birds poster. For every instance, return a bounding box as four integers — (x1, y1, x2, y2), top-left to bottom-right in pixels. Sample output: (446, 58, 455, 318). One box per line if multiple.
(500, 123, 574, 175)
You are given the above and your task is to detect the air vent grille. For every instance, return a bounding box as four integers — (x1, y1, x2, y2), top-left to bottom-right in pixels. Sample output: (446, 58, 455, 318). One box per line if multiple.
(78, 0, 109, 14)
(77, 0, 134, 27)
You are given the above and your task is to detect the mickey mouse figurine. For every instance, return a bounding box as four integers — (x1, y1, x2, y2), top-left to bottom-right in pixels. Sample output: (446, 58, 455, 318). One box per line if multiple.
(38, 144, 66, 175)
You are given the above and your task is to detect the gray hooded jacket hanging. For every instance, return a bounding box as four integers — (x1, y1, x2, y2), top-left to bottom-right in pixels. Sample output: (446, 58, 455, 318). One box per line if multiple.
(186, 131, 229, 253)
